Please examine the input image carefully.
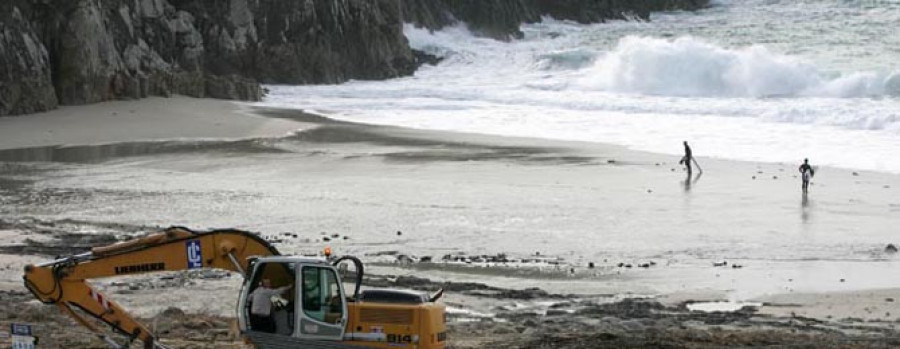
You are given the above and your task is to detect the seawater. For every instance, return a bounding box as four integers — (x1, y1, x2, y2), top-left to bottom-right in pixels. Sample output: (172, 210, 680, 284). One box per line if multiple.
(263, 0, 900, 172)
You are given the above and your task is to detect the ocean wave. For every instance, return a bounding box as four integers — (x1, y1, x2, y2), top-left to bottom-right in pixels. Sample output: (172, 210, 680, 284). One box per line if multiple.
(535, 49, 598, 70)
(575, 36, 899, 98)
(403, 23, 474, 60)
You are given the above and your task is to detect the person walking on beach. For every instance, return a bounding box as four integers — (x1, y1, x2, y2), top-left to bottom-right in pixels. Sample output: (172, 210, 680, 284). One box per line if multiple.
(799, 158, 815, 193)
(679, 141, 701, 177)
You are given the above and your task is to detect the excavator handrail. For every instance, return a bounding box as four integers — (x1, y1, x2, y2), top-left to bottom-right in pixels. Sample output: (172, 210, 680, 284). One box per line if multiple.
(22, 226, 282, 349)
(330, 255, 364, 300)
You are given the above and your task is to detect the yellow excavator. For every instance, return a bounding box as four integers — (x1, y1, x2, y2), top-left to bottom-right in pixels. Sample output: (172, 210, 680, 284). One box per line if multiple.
(22, 226, 446, 349)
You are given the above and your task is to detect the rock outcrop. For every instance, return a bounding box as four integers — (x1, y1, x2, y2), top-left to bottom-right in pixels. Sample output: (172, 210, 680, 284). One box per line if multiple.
(535, 0, 710, 25)
(0, 0, 709, 117)
(0, 3, 57, 115)
(402, 0, 710, 40)
(401, 0, 541, 40)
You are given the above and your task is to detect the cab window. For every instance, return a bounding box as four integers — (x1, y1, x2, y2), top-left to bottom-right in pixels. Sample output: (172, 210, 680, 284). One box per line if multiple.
(301, 266, 344, 324)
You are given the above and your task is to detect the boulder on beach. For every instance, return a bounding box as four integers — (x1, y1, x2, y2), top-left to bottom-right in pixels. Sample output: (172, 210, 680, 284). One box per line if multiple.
(159, 306, 186, 318)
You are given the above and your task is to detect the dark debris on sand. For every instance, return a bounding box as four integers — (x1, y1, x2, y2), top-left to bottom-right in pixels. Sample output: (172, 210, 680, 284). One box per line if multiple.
(0, 290, 243, 348)
(450, 297, 900, 349)
(4, 273, 900, 349)
(0, 218, 132, 256)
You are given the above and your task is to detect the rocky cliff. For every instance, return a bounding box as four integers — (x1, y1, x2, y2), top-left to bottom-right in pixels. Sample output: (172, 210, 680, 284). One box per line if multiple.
(0, 0, 708, 117)
(0, 3, 58, 115)
(0, 0, 415, 116)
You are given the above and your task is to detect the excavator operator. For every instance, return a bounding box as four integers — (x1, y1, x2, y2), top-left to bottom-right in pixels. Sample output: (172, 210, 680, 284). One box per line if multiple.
(248, 278, 293, 333)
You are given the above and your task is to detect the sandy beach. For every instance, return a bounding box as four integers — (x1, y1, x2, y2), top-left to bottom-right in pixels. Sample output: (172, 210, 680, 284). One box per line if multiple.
(0, 96, 307, 150)
(1, 96, 899, 347)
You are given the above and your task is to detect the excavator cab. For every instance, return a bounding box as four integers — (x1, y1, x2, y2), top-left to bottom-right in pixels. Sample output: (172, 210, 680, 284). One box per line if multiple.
(238, 255, 447, 349)
(238, 257, 349, 345)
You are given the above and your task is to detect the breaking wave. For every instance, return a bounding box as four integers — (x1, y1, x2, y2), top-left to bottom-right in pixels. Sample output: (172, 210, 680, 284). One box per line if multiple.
(577, 36, 900, 98)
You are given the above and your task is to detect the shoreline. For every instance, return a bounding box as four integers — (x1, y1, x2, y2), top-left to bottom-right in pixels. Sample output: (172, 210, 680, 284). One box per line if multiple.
(1, 95, 897, 178)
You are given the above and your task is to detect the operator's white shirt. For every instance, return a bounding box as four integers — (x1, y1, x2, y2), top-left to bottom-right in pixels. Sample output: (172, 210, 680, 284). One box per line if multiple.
(250, 285, 290, 316)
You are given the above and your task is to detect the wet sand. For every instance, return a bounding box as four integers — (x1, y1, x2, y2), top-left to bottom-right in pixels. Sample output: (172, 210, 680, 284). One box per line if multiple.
(0, 96, 307, 150)
(1, 96, 900, 347)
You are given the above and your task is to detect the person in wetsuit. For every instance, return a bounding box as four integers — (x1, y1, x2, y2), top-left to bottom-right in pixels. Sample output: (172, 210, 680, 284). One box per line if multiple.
(799, 158, 815, 193)
(680, 141, 694, 177)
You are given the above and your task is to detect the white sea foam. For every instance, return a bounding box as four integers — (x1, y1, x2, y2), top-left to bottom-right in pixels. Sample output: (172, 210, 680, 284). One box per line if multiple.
(261, 4, 900, 173)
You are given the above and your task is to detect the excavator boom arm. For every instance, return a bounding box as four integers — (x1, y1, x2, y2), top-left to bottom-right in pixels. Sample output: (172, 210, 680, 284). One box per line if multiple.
(23, 226, 280, 348)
